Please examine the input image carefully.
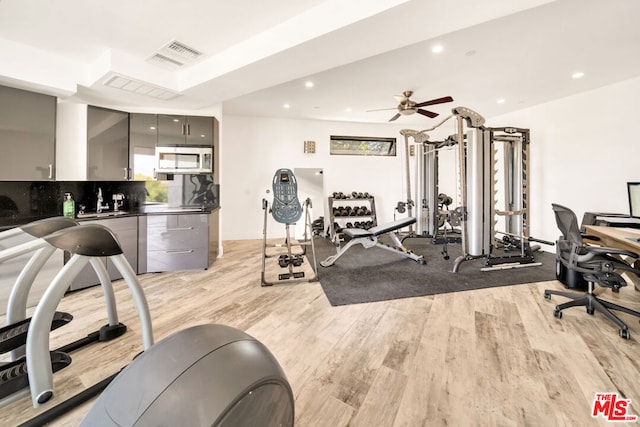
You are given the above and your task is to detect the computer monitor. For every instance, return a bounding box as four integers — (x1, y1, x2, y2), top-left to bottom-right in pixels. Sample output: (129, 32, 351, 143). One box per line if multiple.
(628, 182, 640, 218)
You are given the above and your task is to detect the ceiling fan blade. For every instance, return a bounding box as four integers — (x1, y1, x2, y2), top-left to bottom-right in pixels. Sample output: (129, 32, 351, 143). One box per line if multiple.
(417, 109, 439, 118)
(366, 107, 398, 112)
(389, 113, 401, 122)
(415, 96, 454, 108)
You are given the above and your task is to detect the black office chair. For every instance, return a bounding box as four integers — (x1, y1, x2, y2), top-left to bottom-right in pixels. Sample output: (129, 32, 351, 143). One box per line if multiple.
(544, 203, 640, 339)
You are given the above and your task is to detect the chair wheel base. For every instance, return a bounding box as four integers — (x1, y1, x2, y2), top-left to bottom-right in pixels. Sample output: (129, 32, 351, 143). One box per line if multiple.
(620, 329, 630, 340)
(553, 308, 563, 319)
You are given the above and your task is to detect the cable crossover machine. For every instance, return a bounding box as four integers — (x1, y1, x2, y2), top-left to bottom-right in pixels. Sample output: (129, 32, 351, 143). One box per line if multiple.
(400, 106, 552, 272)
(261, 168, 318, 286)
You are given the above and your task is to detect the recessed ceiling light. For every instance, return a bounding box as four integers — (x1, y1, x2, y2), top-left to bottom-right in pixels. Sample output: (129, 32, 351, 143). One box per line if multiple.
(572, 71, 585, 79)
(497, 98, 505, 104)
(305, 81, 314, 88)
(283, 103, 290, 109)
(432, 45, 444, 54)
(149, 126, 156, 130)
(345, 107, 352, 112)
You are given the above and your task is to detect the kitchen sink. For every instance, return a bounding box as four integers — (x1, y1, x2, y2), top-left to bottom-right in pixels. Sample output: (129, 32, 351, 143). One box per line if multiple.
(77, 211, 129, 219)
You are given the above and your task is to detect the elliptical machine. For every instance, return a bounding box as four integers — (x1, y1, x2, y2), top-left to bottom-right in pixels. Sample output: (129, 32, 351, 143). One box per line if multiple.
(261, 169, 318, 286)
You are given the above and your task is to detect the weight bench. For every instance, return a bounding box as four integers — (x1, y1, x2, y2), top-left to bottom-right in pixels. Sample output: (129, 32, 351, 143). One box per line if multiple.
(320, 217, 425, 267)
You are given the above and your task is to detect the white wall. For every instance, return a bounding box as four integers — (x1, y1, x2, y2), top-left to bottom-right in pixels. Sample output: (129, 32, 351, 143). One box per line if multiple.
(56, 101, 88, 180)
(489, 76, 640, 245)
(220, 76, 640, 245)
(220, 116, 412, 240)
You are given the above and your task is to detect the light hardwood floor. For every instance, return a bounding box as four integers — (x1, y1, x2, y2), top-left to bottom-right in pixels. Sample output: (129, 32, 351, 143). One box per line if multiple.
(2, 239, 640, 426)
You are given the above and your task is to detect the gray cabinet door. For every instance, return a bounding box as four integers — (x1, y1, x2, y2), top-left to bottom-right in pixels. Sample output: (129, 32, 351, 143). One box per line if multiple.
(157, 114, 186, 146)
(0, 85, 56, 181)
(185, 115, 213, 146)
(157, 115, 213, 146)
(129, 113, 158, 180)
(87, 106, 129, 180)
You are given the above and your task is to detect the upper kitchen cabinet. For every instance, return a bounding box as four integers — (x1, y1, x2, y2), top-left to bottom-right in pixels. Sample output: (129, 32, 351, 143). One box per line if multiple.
(129, 113, 158, 180)
(0, 85, 56, 181)
(157, 115, 213, 146)
(87, 106, 129, 180)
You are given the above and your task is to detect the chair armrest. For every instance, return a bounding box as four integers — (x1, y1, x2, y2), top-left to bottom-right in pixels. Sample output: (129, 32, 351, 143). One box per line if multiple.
(584, 245, 639, 259)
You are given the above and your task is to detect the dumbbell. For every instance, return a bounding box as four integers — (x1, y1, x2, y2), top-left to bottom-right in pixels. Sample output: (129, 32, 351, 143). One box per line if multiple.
(278, 254, 289, 268)
(346, 222, 354, 228)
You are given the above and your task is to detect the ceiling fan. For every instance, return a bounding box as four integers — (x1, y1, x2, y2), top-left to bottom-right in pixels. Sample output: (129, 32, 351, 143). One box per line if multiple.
(368, 91, 454, 122)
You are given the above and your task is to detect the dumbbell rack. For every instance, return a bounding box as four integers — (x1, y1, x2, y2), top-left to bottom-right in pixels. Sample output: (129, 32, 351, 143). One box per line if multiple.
(328, 193, 377, 242)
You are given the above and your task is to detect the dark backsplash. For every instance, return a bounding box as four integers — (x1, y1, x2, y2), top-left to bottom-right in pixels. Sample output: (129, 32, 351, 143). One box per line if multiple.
(0, 181, 147, 228)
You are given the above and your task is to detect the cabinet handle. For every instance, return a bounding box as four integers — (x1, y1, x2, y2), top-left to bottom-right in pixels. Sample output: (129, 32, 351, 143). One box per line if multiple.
(48, 164, 53, 179)
(163, 249, 194, 254)
(182, 124, 186, 135)
(186, 123, 190, 135)
(123, 168, 129, 180)
(166, 227, 195, 231)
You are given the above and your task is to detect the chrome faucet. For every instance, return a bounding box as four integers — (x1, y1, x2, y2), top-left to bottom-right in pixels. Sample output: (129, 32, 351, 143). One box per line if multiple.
(97, 187, 109, 213)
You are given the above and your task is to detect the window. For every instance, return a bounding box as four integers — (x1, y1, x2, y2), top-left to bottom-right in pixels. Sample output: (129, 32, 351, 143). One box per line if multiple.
(133, 146, 168, 203)
(330, 135, 396, 156)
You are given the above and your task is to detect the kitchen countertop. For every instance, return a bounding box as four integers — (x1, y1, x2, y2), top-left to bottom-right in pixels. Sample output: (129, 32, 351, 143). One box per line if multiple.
(0, 204, 220, 230)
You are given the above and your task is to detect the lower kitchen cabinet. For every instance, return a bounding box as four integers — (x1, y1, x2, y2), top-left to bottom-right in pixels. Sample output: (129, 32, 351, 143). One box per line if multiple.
(142, 213, 209, 273)
(67, 216, 138, 291)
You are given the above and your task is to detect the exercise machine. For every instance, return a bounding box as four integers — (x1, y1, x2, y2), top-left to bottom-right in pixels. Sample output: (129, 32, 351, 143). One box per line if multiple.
(19, 230, 295, 426)
(79, 324, 294, 426)
(19, 223, 153, 407)
(261, 168, 318, 286)
(401, 106, 549, 272)
(320, 217, 425, 267)
(0, 217, 128, 407)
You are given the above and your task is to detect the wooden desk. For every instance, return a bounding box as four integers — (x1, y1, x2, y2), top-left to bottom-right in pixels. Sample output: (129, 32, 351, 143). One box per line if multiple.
(584, 225, 640, 291)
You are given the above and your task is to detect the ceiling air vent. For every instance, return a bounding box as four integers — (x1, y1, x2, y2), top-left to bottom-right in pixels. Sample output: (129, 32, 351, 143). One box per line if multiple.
(103, 73, 179, 101)
(163, 40, 202, 62)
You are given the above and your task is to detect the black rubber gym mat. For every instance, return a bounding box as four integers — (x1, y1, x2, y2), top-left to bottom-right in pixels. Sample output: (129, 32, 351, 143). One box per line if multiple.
(313, 237, 556, 306)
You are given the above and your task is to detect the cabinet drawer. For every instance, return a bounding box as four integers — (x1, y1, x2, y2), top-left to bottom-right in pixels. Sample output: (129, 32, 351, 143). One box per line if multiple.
(146, 214, 208, 230)
(147, 226, 208, 251)
(147, 248, 208, 272)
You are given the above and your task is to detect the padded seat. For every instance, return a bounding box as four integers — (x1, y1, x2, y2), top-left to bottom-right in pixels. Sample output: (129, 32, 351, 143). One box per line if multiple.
(321, 217, 425, 267)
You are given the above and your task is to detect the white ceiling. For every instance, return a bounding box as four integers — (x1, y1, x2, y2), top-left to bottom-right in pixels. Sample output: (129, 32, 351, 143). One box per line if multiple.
(1, 0, 639, 125)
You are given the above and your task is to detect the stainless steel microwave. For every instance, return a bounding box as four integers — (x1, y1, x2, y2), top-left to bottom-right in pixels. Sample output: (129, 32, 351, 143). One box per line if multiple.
(156, 145, 213, 174)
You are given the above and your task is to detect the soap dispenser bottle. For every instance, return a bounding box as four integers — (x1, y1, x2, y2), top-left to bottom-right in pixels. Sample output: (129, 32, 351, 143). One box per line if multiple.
(63, 192, 75, 218)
